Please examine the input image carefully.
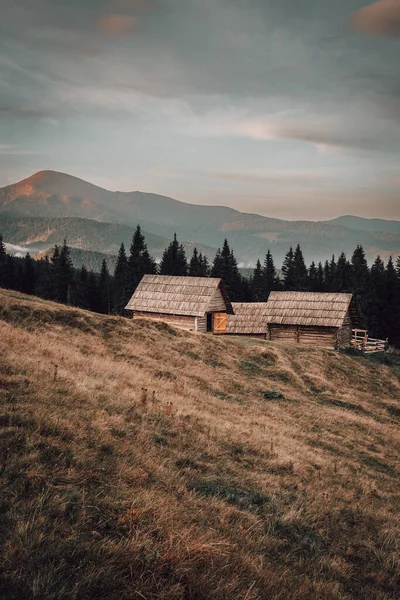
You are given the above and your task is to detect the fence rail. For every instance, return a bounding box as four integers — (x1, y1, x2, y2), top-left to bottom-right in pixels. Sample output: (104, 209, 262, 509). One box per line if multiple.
(351, 329, 388, 354)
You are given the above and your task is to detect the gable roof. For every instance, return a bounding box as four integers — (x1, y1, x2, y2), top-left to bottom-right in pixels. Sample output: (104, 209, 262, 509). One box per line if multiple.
(265, 292, 353, 328)
(227, 303, 269, 334)
(125, 275, 233, 317)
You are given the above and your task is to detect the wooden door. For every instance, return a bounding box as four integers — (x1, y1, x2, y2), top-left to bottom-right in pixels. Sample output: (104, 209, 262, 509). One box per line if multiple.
(213, 312, 227, 334)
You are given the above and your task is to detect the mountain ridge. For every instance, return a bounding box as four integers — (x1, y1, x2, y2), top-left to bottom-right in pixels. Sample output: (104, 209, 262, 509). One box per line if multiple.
(1, 170, 399, 264)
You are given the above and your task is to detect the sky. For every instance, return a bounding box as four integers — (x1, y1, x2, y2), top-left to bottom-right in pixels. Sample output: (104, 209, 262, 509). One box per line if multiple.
(0, 0, 399, 220)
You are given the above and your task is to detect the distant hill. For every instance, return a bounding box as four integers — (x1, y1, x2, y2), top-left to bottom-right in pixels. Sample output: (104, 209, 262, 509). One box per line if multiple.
(0, 214, 217, 264)
(325, 216, 400, 236)
(1, 170, 400, 264)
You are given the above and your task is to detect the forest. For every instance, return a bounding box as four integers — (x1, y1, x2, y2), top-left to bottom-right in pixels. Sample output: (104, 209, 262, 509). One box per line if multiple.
(1, 226, 399, 346)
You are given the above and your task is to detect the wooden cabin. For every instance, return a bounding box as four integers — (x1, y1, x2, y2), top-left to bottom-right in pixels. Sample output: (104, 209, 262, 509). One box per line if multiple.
(265, 292, 355, 349)
(226, 303, 268, 337)
(125, 275, 233, 333)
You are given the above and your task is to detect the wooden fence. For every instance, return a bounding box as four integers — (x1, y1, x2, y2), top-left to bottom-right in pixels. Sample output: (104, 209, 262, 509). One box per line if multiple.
(351, 329, 388, 354)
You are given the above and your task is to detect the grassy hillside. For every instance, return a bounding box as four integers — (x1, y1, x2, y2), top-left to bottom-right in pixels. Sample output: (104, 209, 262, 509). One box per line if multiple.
(0, 289, 399, 600)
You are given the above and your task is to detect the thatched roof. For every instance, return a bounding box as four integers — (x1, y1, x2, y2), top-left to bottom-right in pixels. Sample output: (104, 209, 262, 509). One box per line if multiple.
(125, 275, 233, 317)
(265, 292, 353, 328)
(227, 303, 268, 334)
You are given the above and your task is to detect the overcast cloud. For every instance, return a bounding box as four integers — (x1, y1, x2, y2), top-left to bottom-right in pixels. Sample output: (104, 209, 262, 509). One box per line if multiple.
(0, 0, 399, 220)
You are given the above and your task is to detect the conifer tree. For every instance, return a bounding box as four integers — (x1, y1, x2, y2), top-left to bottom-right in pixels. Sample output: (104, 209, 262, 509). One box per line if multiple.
(293, 244, 308, 290)
(0, 234, 7, 288)
(22, 253, 36, 295)
(263, 249, 278, 296)
(198, 252, 210, 277)
(159, 234, 188, 276)
(369, 256, 385, 337)
(128, 225, 157, 292)
(383, 257, 400, 346)
(252, 259, 265, 301)
(87, 271, 100, 312)
(113, 243, 130, 314)
(308, 261, 318, 291)
(316, 261, 325, 292)
(211, 239, 242, 301)
(350, 245, 371, 328)
(98, 259, 111, 314)
(281, 247, 295, 290)
(334, 252, 351, 291)
(323, 260, 331, 291)
(189, 247, 205, 277)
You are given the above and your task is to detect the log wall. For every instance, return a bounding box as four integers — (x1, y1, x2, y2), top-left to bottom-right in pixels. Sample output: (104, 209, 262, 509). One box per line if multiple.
(196, 316, 207, 333)
(337, 313, 352, 348)
(268, 324, 338, 349)
(134, 311, 197, 331)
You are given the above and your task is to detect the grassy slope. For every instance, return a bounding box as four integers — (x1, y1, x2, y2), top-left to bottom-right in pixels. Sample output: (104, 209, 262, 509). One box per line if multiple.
(0, 289, 399, 600)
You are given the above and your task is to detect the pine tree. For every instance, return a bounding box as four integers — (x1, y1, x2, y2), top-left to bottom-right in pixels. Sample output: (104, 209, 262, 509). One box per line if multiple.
(59, 240, 74, 303)
(198, 252, 210, 277)
(0, 234, 7, 288)
(98, 259, 111, 314)
(189, 247, 202, 276)
(383, 257, 400, 346)
(87, 271, 100, 312)
(293, 244, 308, 290)
(396, 255, 400, 278)
(329, 255, 337, 290)
(369, 256, 385, 338)
(316, 262, 325, 292)
(282, 247, 295, 290)
(263, 249, 278, 296)
(35, 256, 53, 299)
(21, 253, 36, 295)
(323, 260, 331, 291)
(128, 225, 157, 292)
(252, 259, 265, 301)
(210, 240, 242, 301)
(113, 243, 131, 314)
(72, 265, 90, 309)
(159, 234, 188, 276)
(334, 252, 351, 292)
(308, 261, 318, 291)
(350, 245, 371, 328)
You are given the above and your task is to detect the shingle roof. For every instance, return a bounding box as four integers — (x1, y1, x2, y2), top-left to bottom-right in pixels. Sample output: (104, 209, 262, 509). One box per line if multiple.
(265, 292, 353, 328)
(226, 303, 268, 334)
(125, 275, 233, 317)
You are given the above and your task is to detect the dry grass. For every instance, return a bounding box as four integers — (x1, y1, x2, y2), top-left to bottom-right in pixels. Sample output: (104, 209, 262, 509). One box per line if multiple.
(0, 289, 399, 600)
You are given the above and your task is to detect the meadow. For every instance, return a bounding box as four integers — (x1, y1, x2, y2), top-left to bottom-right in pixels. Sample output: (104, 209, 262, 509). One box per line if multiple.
(0, 289, 399, 599)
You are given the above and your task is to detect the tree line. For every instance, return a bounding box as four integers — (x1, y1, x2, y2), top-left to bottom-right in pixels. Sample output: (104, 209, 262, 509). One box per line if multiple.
(1, 228, 399, 345)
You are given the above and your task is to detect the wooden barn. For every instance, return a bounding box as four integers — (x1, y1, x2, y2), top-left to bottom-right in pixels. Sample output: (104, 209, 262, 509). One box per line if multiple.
(226, 303, 268, 337)
(265, 292, 355, 349)
(125, 275, 233, 333)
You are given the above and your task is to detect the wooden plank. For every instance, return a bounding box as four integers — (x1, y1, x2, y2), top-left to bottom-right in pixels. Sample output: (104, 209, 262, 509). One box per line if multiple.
(213, 312, 227, 334)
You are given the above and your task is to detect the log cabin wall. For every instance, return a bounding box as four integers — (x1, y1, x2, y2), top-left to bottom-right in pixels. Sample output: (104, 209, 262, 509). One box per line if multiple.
(337, 312, 352, 348)
(196, 316, 207, 333)
(134, 311, 197, 331)
(268, 324, 338, 349)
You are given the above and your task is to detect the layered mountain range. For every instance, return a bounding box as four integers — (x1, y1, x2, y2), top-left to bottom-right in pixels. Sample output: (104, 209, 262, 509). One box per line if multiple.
(1, 170, 399, 266)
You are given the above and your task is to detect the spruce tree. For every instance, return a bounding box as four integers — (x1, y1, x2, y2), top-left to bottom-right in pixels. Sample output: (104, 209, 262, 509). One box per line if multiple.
(350, 245, 371, 328)
(383, 257, 400, 346)
(198, 252, 210, 277)
(189, 248, 202, 277)
(308, 261, 318, 291)
(0, 234, 7, 288)
(98, 259, 111, 314)
(369, 256, 385, 338)
(159, 234, 188, 276)
(128, 225, 157, 292)
(335, 252, 351, 292)
(282, 247, 295, 290)
(323, 260, 331, 291)
(210, 239, 242, 301)
(293, 244, 308, 290)
(113, 243, 131, 314)
(316, 261, 325, 292)
(263, 249, 278, 296)
(22, 253, 36, 295)
(252, 259, 265, 301)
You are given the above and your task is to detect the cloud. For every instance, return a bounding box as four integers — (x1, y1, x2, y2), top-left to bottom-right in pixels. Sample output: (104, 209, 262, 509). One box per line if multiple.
(351, 0, 400, 36)
(96, 14, 139, 35)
